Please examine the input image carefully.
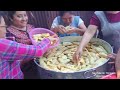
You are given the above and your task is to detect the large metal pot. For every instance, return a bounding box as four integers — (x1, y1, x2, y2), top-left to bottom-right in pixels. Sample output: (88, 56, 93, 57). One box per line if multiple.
(34, 36, 113, 79)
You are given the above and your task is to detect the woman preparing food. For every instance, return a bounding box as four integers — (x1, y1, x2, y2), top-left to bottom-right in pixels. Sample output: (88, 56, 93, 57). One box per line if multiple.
(0, 11, 58, 79)
(73, 11, 120, 79)
(51, 11, 87, 37)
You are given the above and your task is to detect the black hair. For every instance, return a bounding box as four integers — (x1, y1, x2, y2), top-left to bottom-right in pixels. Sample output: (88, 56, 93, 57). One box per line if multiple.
(7, 11, 34, 20)
(59, 11, 74, 17)
(7, 11, 16, 20)
(0, 11, 6, 23)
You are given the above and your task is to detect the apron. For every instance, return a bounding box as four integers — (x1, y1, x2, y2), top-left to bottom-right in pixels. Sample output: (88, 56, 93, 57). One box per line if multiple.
(95, 11, 120, 53)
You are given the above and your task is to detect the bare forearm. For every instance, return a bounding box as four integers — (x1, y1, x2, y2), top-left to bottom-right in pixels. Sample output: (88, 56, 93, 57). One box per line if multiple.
(78, 28, 96, 50)
(77, 22, 87, 35)
(115, 50, 120, 79)
(115, 49, 120, 72)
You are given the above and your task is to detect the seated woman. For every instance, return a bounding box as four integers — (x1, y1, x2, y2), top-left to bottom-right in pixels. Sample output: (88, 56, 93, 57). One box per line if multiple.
(7, 11, 37, 79)
(51, 11, 87, 37)
(0, 11, 58, 79)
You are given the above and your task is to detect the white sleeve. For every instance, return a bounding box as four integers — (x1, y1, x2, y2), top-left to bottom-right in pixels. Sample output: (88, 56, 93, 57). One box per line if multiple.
(51, 17, 59, 29)
(78, 18, 84, 26)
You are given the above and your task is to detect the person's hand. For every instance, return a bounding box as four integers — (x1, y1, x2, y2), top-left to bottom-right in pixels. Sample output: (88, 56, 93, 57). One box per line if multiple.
(66, 27, 76, 34)
(107, 53, 117, 60)
(44, 48, 54, 57)
(44, 49, 51, 58)
(117, 70, 120, 79)
(47, 34, 59, 46)
(55, 25, 66, 34)
(66, 27, 85, 35)
(72, 49, 83, 64)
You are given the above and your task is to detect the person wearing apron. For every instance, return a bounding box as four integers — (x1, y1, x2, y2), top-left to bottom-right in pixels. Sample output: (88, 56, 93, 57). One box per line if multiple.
(73, 11, 120, 78)
(94, 11, 120, 53)
(51, 11, 87, 37)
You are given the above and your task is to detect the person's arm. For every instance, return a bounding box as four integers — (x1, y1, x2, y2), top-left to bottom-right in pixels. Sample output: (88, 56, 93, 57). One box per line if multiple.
(70, 14, 101, 36)
(75, 22, 87, 35)
(115, 49, 120, 79)
(51, 17, 66, 34)
(75, 18, 87, 35)
(78, 25, 98, 51)
(78, 13, 101, 50)
(107, 53, 117, 60)
(73, 25, 98, 63)
(73, 13, 102, 63)
(0, 38, 51, 61)
(51, 17, 59, 33)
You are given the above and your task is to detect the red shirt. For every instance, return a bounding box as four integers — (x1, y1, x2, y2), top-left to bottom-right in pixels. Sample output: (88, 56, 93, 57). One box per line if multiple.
(90, 11, 120, 30)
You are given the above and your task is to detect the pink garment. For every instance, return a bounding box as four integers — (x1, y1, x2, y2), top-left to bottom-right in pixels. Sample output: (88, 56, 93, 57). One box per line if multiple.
(0, 38, 50, 79)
